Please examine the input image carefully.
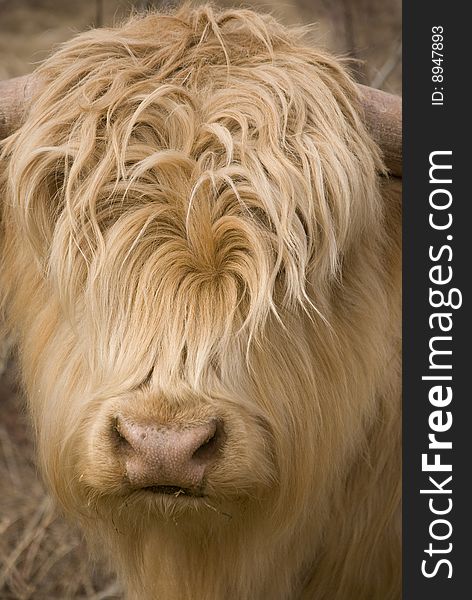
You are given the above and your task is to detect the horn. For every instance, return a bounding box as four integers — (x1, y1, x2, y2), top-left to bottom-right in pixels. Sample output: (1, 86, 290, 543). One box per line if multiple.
(0, 75, 35, 141)
(358, 84, 402, 177)
(0, 75, 402, 176)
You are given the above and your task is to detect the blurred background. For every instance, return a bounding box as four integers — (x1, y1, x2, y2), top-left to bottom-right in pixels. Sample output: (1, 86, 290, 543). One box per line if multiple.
(0, 1, 401, 598)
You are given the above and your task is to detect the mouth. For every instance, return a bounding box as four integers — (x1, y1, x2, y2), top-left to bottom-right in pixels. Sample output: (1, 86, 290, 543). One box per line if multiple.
(142, 485, 205, 498)
(121, 484, 234, 521)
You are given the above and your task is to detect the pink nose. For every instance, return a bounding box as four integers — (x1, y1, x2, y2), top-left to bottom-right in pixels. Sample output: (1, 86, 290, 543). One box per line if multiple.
(114, 415, 224, 494)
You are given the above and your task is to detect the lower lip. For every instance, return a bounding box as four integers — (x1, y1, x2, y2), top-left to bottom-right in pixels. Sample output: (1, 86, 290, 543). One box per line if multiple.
(142, 485, 204, 499)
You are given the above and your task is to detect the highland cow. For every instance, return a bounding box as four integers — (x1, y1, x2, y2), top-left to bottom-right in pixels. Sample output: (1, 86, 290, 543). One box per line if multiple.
(0, 5, 401, 599)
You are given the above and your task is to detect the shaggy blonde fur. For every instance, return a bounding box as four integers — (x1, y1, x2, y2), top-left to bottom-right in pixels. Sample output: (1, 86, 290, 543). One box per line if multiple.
(0, 4, 401, 599)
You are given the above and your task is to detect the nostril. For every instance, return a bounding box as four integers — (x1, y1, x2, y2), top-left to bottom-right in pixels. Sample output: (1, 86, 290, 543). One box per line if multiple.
(192, 419, 225, 462)
(192, 434, 217, 461)
(112, 416, 132, 449)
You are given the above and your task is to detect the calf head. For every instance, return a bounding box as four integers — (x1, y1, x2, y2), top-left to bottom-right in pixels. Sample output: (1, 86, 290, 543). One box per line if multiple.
(0, 5, 400, 599)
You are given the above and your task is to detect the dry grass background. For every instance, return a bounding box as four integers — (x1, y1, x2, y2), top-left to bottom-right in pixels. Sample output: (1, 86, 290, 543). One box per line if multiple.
(0, 363, 122, 599)
(0, 1, 401, 598)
